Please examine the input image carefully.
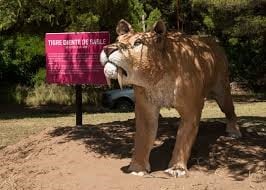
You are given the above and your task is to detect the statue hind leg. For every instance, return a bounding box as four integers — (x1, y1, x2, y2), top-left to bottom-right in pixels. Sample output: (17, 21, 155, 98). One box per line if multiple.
(165, 98, 204, 177)
(212, 78, 242, 138)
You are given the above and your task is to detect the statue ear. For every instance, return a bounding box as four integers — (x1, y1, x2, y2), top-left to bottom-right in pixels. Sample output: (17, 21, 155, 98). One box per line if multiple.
(116, 19, 134, 35)
(152, 20, 166, 36)
(152, 20, 166, 45)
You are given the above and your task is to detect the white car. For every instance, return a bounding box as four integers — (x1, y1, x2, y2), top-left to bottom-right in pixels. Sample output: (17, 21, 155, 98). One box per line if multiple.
(102, 88, 134, 111)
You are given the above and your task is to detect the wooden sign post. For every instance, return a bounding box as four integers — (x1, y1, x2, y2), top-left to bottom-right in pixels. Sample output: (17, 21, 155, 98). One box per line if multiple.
(75, 85, 83, 127)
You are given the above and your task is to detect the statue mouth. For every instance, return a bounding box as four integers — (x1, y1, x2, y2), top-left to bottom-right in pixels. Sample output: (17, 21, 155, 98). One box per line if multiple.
(100, 50, 128, 89)
(103, 61, 128, 89)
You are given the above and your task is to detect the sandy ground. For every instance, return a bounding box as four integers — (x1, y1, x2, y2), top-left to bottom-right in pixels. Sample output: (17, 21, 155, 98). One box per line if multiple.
(0, 117, 265, 190)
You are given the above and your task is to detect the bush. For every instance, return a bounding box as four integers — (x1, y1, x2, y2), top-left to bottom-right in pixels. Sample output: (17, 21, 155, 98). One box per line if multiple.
(146, 8, 162, 30)
(25, 84, 75, 106)
(0, 83, 29, 104)
(0, 34, 45, 85)
(32, 68, 46, 86)
(25, 83, 105, 106)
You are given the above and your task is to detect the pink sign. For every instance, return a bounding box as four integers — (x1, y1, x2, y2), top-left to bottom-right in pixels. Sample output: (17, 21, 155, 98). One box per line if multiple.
(45, 32, 109, 84)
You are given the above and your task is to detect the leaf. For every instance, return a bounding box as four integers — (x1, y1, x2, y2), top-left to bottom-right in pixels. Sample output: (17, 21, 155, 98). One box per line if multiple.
(16, 0, 22, 7)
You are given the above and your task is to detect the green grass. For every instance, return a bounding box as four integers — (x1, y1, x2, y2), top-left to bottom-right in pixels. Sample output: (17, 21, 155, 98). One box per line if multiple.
(161, 101, 266, 118)
(0, 101, 265, 149)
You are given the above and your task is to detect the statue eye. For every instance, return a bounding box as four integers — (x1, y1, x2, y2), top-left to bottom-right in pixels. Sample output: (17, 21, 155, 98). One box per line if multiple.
(133, 39, 142, 47)
(119, 43, 128, 49)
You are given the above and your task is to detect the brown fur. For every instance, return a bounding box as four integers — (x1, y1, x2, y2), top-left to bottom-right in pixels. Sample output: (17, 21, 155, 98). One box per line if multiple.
(101, 20, 241, 176)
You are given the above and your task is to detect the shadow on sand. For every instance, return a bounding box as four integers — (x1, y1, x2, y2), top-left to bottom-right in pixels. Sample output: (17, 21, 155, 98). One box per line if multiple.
(49, 116, 266, 181)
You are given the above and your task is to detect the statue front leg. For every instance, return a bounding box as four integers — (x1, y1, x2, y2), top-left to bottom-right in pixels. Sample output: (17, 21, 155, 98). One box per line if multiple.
(129, 87, 159, 175)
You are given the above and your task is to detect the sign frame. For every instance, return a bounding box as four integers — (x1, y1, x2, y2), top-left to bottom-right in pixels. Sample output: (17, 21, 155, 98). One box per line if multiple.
(45, 31, 109, 85)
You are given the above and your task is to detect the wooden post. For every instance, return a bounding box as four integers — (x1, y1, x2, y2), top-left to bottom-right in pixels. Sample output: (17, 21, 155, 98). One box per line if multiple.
(75, 85, 82, 127)
(142, 15, 146, 32)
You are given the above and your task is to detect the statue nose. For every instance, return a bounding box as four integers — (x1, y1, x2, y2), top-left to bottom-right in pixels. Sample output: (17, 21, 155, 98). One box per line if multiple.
(103, 46, 117, 56)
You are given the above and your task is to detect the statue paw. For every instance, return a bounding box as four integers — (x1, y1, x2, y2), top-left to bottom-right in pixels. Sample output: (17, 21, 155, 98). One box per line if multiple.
(164, 167, 187, 178)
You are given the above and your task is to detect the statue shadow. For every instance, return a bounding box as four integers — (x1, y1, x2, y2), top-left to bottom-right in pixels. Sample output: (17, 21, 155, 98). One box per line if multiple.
(49, 116, 266, 181)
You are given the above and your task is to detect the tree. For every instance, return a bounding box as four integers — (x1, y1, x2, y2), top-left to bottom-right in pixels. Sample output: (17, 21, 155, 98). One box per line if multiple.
(0, 0, 265, 89)
(192, 0, 266, 89)
(146, 8, 162, 30)
(0, 0, 146, 85)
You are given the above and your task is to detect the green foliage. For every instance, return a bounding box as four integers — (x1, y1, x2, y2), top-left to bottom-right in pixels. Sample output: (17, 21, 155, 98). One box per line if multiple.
(12, 85, 29, 104)
(15, 35, 44, 63)
(193, 0, 250, 9)
(192, 0, 266, 88)
(66, 13, 100, 32)
(0, 0, 146, 33)
(26, 84, 75, 106)
(203, 15, 214, 32)
(0, 0, 265, 106)
(225, 16, 266, 37)
(146, 8, 162, 30)
(0, 83, 29, 104)
(128, 0, 146, 31)
(0, 34, 44, 84)
(0, 0, 147, 86)
(25, 84, 104, 106)
(0, 82, 105, 106)
(32, 68, 46, 86)
(142, 0, 177, 29)
(0, 0, 19, 31)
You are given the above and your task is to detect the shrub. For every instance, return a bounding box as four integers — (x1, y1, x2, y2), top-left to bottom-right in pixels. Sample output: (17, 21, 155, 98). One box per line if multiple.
(31, 68, 46, 86)
(25, 83, 105, 106)
(26, 84, 75, 106)
(0, 34, 45, 85)
(0, 83, 29, 104)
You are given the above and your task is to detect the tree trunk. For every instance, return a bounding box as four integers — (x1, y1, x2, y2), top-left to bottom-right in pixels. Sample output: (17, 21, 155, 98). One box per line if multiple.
(176, 0, 180, 31)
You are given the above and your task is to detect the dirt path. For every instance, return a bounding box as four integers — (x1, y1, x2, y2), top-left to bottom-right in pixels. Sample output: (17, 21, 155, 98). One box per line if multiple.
(0, 117, 265, 190)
